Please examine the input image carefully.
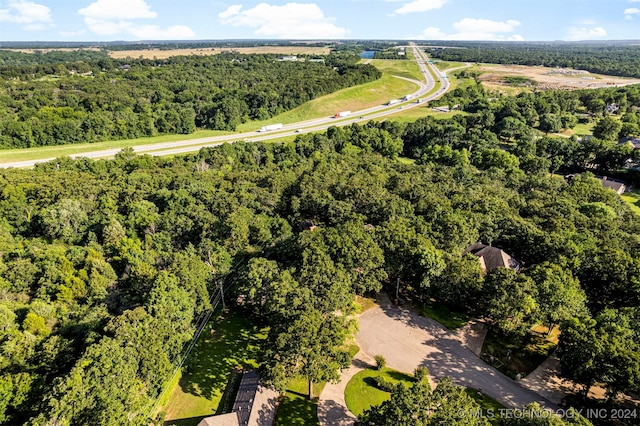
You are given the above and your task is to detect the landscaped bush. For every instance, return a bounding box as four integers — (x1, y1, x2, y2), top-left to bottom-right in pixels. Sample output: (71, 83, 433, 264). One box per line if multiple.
(372, 376, 397, 392)
(374, 354, 386, 370)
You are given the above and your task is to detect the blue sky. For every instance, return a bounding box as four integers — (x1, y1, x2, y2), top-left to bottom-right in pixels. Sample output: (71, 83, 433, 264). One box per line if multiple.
(1, 0, 640, 41)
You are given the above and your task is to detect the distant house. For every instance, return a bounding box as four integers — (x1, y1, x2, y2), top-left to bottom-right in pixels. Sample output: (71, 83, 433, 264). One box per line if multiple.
(279, 55, 298, 62)
(599, 176, 627, 195)
(464, 242, 522, 273)
(620, 137, 640, 150)
(565, 173, 628, 195)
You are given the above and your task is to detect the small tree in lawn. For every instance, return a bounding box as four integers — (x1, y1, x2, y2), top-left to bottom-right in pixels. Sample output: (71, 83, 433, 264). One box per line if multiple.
(374, 355, 386, 371)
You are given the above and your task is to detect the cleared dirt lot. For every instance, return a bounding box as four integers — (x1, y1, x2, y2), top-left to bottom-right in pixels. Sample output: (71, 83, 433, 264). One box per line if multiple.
(475, 64, 640, 90)
(108, 45, 331, 59)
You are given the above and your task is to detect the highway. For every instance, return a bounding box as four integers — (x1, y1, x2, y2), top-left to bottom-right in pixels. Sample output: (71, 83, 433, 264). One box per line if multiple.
(0, 45, 453, 168)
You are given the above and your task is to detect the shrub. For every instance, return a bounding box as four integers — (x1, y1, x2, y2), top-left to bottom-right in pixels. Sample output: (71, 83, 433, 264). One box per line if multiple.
(414, 366, 430, 384)
(372, 376, 396, 392)
(374, 354, 386, 370)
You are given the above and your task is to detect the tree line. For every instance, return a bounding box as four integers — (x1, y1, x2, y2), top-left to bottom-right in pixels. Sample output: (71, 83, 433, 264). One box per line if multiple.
(426, 42, 640, 78)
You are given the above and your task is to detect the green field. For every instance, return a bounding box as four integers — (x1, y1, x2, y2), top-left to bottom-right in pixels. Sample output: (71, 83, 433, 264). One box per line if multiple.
(162, 312, 268, 426)
(344, 367, 415, 416)
(435, 61, 467, 71)
(368, 58, 423, 81)
(622, 190, 640, 216)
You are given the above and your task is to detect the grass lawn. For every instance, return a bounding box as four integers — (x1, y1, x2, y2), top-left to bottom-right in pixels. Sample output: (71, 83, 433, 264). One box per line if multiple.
(344, 367, 416, 417)
(380, 107, 466, 123)
(435, 61, 467, 71)
(369, 58, 423, 81)
(162, 312, 268, 426)
(274, 377, 325, 426)
(481, 326, 557, 379)
(418, 301, 469, 330)
(621, 190, 640, 216)
(465, 387, 506, 425)
(354, 295, 377, 313)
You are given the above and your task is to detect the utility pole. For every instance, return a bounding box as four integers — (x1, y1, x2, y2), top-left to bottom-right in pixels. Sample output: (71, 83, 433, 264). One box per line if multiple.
(219, 279, 226, 310)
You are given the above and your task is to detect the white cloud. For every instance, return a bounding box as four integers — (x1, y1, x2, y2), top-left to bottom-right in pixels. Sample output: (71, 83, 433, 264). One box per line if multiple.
(78, 0, 156, 20)
(78, 0, 194, 39)
(394, 0, 450, 15)
(218, 3, 348, 39)
(567, 26, 607, 41)
(0, 0, 52, 30)
(412, 18, 523, 41)
(625, 7, 640, 19)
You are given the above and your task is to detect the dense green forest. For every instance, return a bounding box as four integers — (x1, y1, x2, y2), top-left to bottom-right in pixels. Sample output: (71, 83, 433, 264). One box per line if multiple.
(425, 42, 640, 78)
(0, 95, 639, 422)
(1, 45, 640, 424)
(0, 51, 380, 148)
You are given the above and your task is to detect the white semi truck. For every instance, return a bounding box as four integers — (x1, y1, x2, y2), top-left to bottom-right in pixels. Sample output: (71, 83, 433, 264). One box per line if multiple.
(258, 123, 283, 132)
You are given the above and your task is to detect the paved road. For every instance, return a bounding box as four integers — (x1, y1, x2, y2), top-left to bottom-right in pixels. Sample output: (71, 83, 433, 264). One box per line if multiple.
(317, 352, 373, 426)
(355, 295, 556, 411)
(0, 44, 450, 169)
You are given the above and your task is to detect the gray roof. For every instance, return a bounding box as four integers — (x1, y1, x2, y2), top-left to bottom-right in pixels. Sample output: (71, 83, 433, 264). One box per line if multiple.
(464, 243, 521, 272)
(599, 177, 626, 194)
(198, 413, 240, 426)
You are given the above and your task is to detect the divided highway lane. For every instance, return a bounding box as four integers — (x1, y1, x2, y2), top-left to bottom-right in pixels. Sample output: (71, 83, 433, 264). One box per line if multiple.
(0, 45, 450, 168)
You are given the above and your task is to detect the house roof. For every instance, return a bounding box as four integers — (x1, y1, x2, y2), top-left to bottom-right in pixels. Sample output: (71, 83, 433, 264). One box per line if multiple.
(197, 413, 240, 426)
(464, 243, 521, 272)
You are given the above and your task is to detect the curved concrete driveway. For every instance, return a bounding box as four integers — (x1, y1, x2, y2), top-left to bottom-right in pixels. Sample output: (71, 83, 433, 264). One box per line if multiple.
(356, 295, 556, 410)
(317, 297, 556, 426)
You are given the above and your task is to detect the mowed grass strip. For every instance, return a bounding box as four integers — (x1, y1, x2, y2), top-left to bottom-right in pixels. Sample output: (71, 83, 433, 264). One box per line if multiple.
(344, 367, 415, 417)
(274, 378, 325, 426)
(0, 129, 231, 164)
(162, 312, 267, 426)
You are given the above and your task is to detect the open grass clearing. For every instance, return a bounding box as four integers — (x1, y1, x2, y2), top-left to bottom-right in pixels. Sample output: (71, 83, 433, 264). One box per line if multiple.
(274, 377, 325, 426)
(344, 367, 415, 417)
(368, 58, 423, 81)
(481, 326, 557, 379)
(435, 61, 467, 71)
(161, 312, 267, 426)
(621, 190, 640, 216)
(417, 301, 470, 330)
